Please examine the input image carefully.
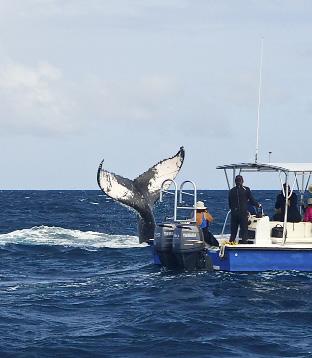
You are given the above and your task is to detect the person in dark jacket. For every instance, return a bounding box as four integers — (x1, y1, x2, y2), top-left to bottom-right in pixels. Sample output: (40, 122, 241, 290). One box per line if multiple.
(273, 184, 301, 222)
(229, 175, 260, 243)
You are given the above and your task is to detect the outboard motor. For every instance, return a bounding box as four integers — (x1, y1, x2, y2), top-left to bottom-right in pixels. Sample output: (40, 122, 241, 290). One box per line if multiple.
(172, 224, 213, 271)
(156, 178, 213, 271)
(154, 223, 177, 268)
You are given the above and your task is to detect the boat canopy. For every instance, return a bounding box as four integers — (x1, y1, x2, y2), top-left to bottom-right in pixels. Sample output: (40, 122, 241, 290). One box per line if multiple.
(217, 163, 312, 174)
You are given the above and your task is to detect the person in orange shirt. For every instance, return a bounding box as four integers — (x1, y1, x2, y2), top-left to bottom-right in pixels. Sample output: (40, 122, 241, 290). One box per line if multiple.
(196, 201, 219, 247)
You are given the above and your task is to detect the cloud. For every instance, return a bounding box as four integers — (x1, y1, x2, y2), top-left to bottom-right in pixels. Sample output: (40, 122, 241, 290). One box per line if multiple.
(80, 73, 178, 123)
(0, 61, 234, 139)
(0, 60, 186, 137)
(1, 1, 310, 142)
(0, 61, 76, 135)
(84, 73, 233, 139)
(0, 0, 189, 17)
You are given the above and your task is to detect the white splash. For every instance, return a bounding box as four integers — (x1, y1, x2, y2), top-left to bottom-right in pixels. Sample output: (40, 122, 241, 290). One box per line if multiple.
(0, 226, 146, 249)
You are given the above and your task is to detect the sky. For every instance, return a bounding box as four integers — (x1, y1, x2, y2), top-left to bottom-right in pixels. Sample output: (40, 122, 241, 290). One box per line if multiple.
(0, 0, 311, 189)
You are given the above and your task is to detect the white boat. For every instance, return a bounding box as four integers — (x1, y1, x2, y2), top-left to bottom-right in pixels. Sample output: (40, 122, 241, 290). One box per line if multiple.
(153, 162, 312, 271)
(209, 162, 312, 271)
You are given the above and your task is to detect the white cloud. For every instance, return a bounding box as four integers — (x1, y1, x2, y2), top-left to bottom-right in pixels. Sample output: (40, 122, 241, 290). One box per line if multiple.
(0, 1, 311, 189)
(82, 73, 178, 123)
(0, 60, 187, 136)
(0, 62, 76, 135)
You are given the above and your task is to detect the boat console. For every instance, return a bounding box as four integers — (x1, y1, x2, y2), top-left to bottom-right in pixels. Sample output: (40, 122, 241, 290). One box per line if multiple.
(247, 215, 271, 245)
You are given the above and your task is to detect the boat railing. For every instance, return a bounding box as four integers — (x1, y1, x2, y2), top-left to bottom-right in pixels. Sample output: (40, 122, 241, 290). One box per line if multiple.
(160, 179, 197, 223)
(220, 210, 231, 239)
(160, 179, 178, 221)
(177, 180, 197, 223)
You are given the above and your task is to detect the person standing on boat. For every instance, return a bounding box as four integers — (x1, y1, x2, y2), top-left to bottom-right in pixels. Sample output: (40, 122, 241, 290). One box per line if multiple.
(196, 201, 219, 247)
(303, 184, 312, 214)
(228, 175, 260, 244)
(303, 198, 312, 222)
(273, 184, 301, 222)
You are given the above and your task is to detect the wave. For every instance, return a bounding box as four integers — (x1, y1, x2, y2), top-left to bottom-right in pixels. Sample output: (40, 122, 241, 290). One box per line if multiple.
(0, 226, 145, 249)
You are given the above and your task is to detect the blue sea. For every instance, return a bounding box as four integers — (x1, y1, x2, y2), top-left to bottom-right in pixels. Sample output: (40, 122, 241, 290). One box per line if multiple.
(0, 190, 311, 357)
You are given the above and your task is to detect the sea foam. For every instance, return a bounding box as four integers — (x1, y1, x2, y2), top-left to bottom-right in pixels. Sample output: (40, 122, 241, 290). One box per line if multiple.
(0, 226, 146, 249)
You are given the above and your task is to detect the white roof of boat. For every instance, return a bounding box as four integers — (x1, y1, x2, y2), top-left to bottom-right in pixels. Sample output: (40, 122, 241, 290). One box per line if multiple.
(216, 163, 312, 173)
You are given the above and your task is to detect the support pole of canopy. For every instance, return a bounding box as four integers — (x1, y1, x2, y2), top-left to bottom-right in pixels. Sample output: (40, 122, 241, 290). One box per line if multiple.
(279, 171, 284, 195)
(282, 175, 289, 245)
(299, 173, 305, 216)
(304, 172, 311, 192)
(224, 169, 231, 190)
(295, 174, 300, 192)
(232, 169, 236, 187)
(290, 174, 296, 196)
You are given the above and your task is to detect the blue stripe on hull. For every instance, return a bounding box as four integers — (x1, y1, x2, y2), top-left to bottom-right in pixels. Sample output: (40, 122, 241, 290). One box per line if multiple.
(208, 248, 312, 272)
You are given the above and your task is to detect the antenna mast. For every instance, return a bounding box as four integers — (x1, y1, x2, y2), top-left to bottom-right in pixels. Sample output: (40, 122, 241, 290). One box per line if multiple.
(255, 38, 264, 164)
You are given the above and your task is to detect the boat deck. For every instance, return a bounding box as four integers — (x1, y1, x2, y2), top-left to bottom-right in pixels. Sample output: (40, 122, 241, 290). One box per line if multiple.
(215, 216, 312, 249)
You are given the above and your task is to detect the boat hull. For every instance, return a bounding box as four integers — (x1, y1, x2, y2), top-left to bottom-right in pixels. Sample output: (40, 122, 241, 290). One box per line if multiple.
(208, 246, 312, 272)
(152, 245, 312, 272)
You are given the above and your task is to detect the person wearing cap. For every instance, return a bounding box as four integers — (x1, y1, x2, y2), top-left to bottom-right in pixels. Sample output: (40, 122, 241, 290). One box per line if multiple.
(228, 175, 260, 244)
(303, 198, 312, 222)
(195, 201, 219, 247)
(273, 183, 301, 222)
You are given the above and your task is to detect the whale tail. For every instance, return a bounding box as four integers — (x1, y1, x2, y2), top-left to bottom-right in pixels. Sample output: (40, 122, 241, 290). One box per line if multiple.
(97, 147, 185, 243)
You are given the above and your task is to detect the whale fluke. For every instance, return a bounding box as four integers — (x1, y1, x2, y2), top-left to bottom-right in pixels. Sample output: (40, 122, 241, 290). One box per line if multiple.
(97, 147, 185, 243)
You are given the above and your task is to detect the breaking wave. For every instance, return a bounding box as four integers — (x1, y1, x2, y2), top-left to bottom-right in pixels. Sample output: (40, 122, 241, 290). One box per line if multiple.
(0, 226, 145, 249)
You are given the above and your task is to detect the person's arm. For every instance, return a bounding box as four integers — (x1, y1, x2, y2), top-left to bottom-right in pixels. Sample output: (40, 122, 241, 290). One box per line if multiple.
(205, 211, 213, 222)
(291, 193, 298, 207)
(275, 194, 282, 209)
(228, 190, 232, 209)
(247, 187, 259, 207)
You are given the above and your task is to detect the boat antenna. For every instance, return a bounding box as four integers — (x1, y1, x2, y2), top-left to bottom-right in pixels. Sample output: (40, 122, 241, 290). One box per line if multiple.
(255, 38, 264, 164)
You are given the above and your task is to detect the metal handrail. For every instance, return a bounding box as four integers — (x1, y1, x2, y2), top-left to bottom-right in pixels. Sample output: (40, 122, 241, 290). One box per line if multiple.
(160, 179, 198, 223)
(221, 210, 231, 239)
(160, 179, 178, 221)
(179, 180, 197, 223)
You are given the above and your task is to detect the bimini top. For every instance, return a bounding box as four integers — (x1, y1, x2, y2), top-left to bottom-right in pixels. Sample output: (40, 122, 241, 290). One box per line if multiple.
(216, 163, 312, 174)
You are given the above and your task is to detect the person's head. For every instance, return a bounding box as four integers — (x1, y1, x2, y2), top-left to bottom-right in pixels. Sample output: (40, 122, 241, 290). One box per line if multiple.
(308, 198, 312, 206)
(235, 175, 244, 186)
(196, 201, 206, 212)
(282, 183, 291, 193)
(308, 184, 312, 194)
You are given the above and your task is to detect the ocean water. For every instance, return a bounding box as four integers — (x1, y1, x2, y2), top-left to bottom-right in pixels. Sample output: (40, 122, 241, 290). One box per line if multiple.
(0, 190, 311, 358)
